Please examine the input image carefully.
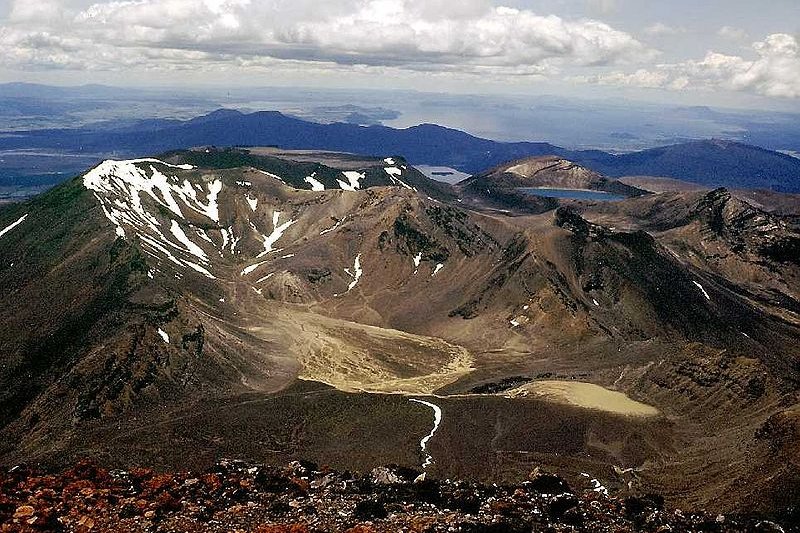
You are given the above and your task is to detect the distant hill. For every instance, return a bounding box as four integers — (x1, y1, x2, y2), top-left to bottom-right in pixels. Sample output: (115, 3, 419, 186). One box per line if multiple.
(1, 110, 799, 192)
(456, 156, 646, 212)
(463, 156, 645, 195)
(582, 140, 800, 192)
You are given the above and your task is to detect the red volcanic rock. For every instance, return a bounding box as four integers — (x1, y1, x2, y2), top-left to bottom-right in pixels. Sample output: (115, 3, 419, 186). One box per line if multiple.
(0, 459, 789, 532)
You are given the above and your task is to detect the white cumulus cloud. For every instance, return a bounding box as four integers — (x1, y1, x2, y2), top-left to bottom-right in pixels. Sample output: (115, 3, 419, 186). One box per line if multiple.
(577, 33, 800, 99)
(0, 0, 654, 76)
(643, 22, 683, 36)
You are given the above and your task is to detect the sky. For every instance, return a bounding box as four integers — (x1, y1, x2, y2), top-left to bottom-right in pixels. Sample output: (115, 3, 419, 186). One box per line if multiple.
(0, 0, 798, 110)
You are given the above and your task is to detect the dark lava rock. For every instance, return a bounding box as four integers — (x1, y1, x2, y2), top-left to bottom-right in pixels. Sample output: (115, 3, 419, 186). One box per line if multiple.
(526, 468, 572, 495)
(456, 520, 531, 533)
(255, 469, 292, 493)
(410, 479, 442, 505)
(353, 499, 387, 520)
(469, 376, 532, 394)
(549, 493, 580, 518)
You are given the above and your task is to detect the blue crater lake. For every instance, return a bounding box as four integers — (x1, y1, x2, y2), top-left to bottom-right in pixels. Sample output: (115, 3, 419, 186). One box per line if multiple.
(518, 188, 626, 201)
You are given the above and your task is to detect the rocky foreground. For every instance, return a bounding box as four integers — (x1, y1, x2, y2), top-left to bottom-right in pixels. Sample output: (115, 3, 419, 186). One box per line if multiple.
(0, 460, 792, 532)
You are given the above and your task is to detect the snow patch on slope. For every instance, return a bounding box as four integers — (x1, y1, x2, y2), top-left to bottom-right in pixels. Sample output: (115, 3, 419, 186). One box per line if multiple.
(0, 214, 28, 239)
(128, 158, 194, 170)
(169, 220, 207, 262)
(83, 159, 221, 278)
(83, 159, 217, 225)
(255, 170, 285, 183)
(257, 211, 297, 258)
(339, 170, 366, 191)
(385, 166, 415, 190)
(172, 177, 222, 222)
(182, 260, 215, 279)
(341, 253, 363, 293)
(255, 272, 275, 284)
(692, 281, 711, 301)
(220, 227, 240, 253)
(304, 174, 325, 191)
(242, 260, 269, 276)
(413, 252, 422, 274)
(320, 217, 345, 236)
(246, 195, 258, 211)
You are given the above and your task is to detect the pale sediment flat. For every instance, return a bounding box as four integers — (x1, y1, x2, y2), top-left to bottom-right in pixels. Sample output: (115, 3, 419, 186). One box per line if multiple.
(505, 380, 659, 417)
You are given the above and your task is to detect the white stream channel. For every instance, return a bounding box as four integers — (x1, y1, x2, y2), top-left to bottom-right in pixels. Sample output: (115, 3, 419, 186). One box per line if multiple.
(409, 399, 443, 469)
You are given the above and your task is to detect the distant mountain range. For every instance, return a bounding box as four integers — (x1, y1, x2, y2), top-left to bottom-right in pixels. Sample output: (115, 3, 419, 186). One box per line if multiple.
(1, 109, 799, 192)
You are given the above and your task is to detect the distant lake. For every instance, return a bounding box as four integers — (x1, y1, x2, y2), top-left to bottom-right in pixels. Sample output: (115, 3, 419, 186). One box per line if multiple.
(415, 165, 470, 184)
(518, 188, 626, 201)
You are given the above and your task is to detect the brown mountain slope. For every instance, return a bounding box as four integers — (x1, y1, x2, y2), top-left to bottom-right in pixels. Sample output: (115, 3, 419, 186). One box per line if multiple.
(0, 154, 798, 518)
